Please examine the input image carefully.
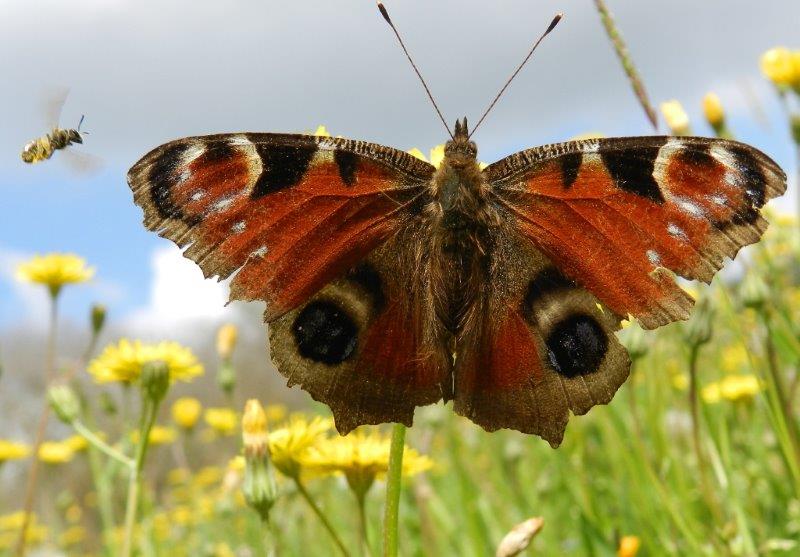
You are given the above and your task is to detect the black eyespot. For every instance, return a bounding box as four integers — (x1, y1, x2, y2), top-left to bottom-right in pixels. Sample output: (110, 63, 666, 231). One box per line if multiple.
(292, 300, 358, 365)
(546, 315, 608, 378)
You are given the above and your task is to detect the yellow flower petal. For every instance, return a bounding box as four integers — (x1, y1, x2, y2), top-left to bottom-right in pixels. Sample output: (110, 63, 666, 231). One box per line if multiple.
(314, 125, 330, 137)
(88, 339, 203, 384)
(16, 253, 94, 291)
(407, 147, 428, 162)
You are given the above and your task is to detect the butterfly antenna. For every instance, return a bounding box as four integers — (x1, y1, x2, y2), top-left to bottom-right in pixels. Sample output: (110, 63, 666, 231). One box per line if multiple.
(378, 2, 454, 139)
(469, 13, 562, 139)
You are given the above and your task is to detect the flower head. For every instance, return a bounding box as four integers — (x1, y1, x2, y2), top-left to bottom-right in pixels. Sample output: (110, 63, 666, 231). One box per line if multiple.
(88, 339, 203, 385)
(16, 253, 94, 295)
(760, 47, 800, 86)
(702, 375, 762, 404)
(38, 441, 75, 464)
(204, 407, 238, 436)
(0, 440, 30, 463)
(660, 100, 690, 136)
(304, 428, 433, 496)
(216, 324, 238, 359)
(171, 397, 202, 430)
(268, 415, 333, 478)
(618, 535, 641, 557)
(131, 425, 177, 446)
(701, 92, 725, 128)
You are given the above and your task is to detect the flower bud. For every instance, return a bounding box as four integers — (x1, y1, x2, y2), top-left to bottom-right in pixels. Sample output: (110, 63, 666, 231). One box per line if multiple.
(216, 361, 236, 397)
(791, 114, 800, 146)
(702, 93, 725, 128)
(683, 297, 713, 347)
(620, 323, 648, 361)
(660, 100, 691, 136)
(242, 399, 269, 457)
(216, 324, 238, 360)
(48, 385, 81, 424)
(171, 397, 202, 431)
(760, 47, 797, 86)
(617, 535, 641, 557)
(741, 271, 769, 310)
(495, 517, 544, 557)
(140, 361, 170, 404)
(242, 401, 277, 523)
(90, 304, 106, 336)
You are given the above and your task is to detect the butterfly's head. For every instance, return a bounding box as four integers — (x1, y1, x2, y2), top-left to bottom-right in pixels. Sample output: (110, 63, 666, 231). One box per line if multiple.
(445, 117, 477, 166)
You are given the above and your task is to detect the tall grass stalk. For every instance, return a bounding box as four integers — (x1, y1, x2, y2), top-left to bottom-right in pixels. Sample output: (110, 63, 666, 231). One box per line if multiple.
(383, 423, 406, 557)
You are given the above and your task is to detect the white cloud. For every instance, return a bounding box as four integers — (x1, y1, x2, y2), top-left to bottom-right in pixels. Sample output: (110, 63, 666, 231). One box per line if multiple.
(124, 245, 234, 335)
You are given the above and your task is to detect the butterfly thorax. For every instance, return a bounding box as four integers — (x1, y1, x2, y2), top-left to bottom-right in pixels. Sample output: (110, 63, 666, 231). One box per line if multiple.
(428, 125, 499, 333)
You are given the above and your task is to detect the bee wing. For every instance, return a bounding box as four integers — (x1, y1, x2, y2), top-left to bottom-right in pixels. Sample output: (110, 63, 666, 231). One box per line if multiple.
(42, 86, 70, 128)
(61, 149, 103, 176)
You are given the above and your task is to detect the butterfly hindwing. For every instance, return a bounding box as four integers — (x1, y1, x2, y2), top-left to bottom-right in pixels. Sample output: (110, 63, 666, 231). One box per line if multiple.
(453, 228, 630, 447)
(486, 136, 786, 328)
(127, 133, 435, 320)
(268, 233, 452, 433)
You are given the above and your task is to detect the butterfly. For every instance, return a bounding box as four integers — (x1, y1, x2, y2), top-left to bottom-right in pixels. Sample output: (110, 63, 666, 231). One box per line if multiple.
(126, 117, 785, 446)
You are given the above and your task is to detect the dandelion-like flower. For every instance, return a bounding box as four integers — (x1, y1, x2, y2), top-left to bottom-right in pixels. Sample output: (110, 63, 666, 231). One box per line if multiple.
(38, 441, 75, 464)
(702, 375, 763, 404)
(216, 324, 238, 360)
(760, 47, 800, 87)
(16, 253, 94, 295)
(268, 415, 333, 478)
(0, 440, 30, 464)
(304, 428, 433, 495)
(204, 408, 238, 436)
(88, 339, 203, 385)
(660, 100, 691, 136)
(617, 535, 641, 557)
(171, 397, 202, 430)
(131, 425, 177, 446)
(701, 92, 725, 128)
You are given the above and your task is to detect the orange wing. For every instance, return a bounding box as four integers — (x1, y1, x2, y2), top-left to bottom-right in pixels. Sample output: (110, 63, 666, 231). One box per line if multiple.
(486, 136, 786, 329)
(127, 133, 434, 320)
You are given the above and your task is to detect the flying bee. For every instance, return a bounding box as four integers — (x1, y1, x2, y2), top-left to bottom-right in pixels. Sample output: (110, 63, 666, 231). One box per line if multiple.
(21, 115, 85, 164)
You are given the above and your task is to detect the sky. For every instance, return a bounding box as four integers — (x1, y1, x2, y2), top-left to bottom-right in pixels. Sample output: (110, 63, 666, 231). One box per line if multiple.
(1, 0, 799, 332)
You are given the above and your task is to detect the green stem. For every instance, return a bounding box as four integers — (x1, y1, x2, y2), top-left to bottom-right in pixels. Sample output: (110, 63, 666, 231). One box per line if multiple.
(592, 0, 659, 131)
(293, 478, 349, 556)
(356, 490, 372, 557)
(121, 397, 159, 557)
(72, 420, 133, 468)
(15, 292, 59, 557)
(687, 344, 723, 524)
(382, 423, 406, 557)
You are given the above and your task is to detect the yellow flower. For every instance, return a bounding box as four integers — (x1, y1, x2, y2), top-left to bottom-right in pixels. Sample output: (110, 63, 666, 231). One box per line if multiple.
(760, 47, 800, 86)
(265, 404, 288, 424)
(243, 399, 269, 456)
(131, 425, 177, 446)
(216, 324, 238, 359)
(701, 92, 725, 127)
(569, 132, 606, 141)
(0, 511, 29, 530)
(618, 535, 641, 557)
(0, 514, 47, 549)
(168, 467, 191, 485)
(88, 339, 203, 384)
(408, 144, 488, 169)
(304, 428, 433, 495)
(194, 466, 223, 487)
(660, 100, 690, 136)
(170, 505, 194, 526)
(228, 455, 245, 473)
(671, 373, 689, 391)
(268, 415, 333, 478)
(721, 344, 748, 373)
(59, 525, 86, 546)
(204, 408, 238, 436)
(64, 504, 82, 524)
(38, 441, 75, 464)
(703, 375, 763, 404)
(171, 397, 202, 430)
(62, 434, 89, 453)
(16, 253, 94, 293)
(0, 440, 30, 463)
(314, 125, 330, 137)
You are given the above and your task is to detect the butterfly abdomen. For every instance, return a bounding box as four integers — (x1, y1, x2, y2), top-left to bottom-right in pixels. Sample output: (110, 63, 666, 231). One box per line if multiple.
(428, 155, 499, 333)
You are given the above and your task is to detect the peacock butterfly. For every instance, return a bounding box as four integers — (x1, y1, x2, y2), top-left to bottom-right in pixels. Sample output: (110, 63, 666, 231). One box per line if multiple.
(126, 10, 786, 446)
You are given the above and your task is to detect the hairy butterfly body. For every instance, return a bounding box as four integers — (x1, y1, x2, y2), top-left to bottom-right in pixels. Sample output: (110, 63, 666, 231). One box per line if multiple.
(127, 116, 785, 445)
